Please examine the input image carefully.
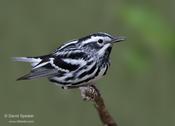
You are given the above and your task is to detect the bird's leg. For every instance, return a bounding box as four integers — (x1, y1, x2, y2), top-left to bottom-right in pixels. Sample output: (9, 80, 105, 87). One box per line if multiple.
(79, 84, 100, 101)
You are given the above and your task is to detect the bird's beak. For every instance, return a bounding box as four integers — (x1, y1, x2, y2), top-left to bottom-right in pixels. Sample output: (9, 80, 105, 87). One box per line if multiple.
(111, 36, 126, 43)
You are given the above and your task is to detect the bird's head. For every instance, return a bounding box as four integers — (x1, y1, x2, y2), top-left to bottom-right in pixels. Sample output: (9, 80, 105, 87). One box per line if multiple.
(79, 32, 125, 57)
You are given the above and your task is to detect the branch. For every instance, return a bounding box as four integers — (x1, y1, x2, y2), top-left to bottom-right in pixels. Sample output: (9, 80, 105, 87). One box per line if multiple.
(79, 85, 118, 126)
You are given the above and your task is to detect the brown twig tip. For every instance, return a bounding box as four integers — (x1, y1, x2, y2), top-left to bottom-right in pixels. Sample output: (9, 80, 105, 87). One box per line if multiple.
(79, 85, 118, 126)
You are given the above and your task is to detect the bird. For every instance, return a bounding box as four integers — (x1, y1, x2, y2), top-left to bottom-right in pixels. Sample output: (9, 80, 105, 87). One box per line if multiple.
(14, 32, 125, 89)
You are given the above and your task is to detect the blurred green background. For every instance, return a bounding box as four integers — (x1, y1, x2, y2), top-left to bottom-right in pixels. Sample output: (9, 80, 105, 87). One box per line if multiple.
(0, 0, 175, 126)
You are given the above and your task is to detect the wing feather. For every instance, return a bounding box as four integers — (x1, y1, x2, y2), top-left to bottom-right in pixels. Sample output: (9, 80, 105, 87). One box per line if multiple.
(17, 68, 58, 80)
(16, 49, 90, 81)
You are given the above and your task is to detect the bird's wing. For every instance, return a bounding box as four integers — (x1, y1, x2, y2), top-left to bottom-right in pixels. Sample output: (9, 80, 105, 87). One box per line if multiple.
(17, 68, 58, 80)
(17, 50, 89, 81)
(48, 50, 97, 85)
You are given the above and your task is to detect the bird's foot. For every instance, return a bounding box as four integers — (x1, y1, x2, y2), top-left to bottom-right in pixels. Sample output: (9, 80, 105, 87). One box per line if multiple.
(79, 85, 100, 101)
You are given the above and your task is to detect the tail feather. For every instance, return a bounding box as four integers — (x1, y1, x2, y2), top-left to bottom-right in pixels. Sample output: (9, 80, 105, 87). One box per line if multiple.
(16, 68, 58, 81)
(17, 73, 31, 81)
(14, 55, 55, 80)
(13, 57, 42, 67)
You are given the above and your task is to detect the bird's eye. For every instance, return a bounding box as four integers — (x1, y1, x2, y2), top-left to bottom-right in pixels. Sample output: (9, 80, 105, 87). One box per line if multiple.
(97, 39, 104, 44)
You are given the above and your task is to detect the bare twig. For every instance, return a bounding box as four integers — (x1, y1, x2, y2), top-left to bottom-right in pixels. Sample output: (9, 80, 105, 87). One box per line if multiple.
(79, 85, 118, 126)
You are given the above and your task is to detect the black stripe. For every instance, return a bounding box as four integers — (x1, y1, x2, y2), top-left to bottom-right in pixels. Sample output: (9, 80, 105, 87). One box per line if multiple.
(54, 57, 79, 71)
(105, 46, 112, 58)
(78, 64, 97, 78)
(44, 63, 55, 69)
(32, 54, 53, 68)
(58, 52, 88, 59)
(68, 52, 87, 59)
(78, 33, 112, 42)
(49, 67, 101, 86)
(49, 78, 69, 85)
(76, 60, 93, 72)
(83, 42, 101, 49)
(65, 61, 93, 81)
(72, 67, 101, 85)
(103, 65, 108, 76)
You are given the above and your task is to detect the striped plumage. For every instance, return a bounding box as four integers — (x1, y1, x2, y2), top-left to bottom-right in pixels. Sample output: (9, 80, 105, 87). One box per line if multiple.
(14, 32, 125, 89)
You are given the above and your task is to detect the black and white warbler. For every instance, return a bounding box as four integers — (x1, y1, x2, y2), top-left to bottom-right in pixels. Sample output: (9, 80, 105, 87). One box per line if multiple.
(14, 32, 125, 89)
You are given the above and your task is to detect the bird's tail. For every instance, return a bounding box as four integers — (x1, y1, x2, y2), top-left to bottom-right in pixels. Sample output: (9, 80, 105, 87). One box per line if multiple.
(13, 55, 56, 80)
(12, 57, 42, 67)
(16, 68, 58, 81)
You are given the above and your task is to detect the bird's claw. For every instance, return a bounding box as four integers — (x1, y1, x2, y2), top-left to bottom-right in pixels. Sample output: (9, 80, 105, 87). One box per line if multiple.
(79, 85, 99, 101)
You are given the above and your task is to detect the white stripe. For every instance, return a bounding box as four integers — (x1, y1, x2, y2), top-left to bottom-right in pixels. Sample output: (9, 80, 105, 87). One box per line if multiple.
(76, 61, 95, 76)
(58, 40, 78, 50)
(77, 66, 107, 85)
(65, 62, 97, 83)
(74, 67, 98, 83)
(55, 50, 83, 56)
(81, 36, 111, 45)
(51, 76, 68, 84)
(97, 43, 111, 56)
(33, 62, 49, 69)
(50, 58, 69, 72)
(13, 57, 41, 67)
(63, 58, 86, 66)
(94, 66, 106, 81)
(51, 61, 97, 84)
